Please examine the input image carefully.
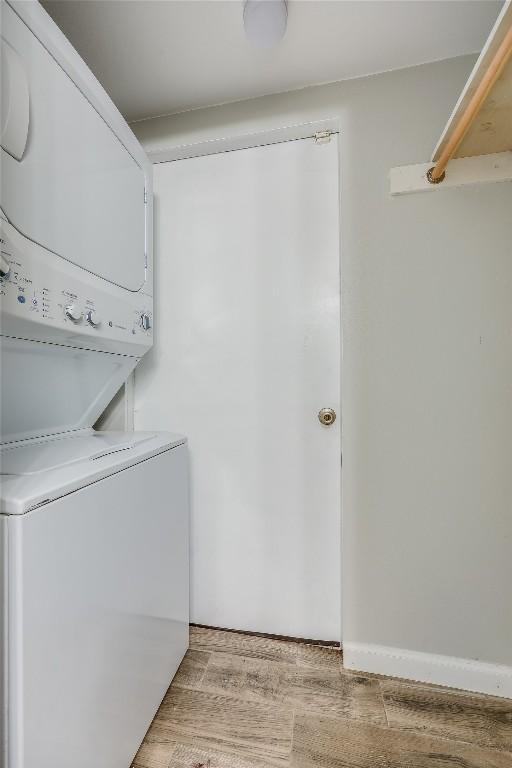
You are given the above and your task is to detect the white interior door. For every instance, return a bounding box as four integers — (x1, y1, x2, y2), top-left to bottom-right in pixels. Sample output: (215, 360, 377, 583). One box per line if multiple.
(135, 135, 341, 641)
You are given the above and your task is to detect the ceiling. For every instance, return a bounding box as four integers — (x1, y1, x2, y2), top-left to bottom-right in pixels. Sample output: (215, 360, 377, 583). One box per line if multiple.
(41, 0, 503, 123)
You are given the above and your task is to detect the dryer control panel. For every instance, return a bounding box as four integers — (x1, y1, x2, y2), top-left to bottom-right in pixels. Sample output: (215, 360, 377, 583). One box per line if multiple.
(0, 218, 153, 356)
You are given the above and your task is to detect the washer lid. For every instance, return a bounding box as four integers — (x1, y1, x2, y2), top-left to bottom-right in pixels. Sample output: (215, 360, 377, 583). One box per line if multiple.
(0, 429, 187, 515)
(1, 431, 153, 475)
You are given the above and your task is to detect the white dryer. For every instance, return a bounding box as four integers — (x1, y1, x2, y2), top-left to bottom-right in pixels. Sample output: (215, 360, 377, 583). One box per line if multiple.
(0, 2, 189, 766)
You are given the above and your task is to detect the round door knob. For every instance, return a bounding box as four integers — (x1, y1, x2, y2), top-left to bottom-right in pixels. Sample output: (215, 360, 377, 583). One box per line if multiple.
(86, 309, 101, 327)
(140, 312, 151, 331)
(0, 254, 10, 279)
(318, 407, 336, 426)
(65, 304, 83, 323)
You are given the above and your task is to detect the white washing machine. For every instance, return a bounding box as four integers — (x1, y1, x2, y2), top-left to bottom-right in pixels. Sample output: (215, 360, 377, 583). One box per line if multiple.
(1, 430, 189, 768)
(0, 2, 189, 766)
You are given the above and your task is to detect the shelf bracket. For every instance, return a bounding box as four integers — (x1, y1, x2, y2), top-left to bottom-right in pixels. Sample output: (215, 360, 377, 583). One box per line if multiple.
(389, 151, 512, 195)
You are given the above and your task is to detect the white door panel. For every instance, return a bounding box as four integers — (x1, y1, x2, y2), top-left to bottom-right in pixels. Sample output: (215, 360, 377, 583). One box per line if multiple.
(136, 137, 341, 640)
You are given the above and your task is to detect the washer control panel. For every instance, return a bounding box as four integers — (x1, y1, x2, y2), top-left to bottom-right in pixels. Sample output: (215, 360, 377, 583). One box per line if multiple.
(0, 221, 153, 355)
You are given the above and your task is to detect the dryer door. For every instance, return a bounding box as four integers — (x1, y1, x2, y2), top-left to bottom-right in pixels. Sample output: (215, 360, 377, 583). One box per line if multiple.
(0, 3, 146, 292)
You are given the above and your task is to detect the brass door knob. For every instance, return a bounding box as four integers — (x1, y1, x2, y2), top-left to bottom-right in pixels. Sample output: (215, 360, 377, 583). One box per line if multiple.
(318, 407, 336, 426)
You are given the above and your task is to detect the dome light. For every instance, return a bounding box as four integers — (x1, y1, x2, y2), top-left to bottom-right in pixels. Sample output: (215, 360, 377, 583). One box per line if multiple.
(243, 0, 288, 49)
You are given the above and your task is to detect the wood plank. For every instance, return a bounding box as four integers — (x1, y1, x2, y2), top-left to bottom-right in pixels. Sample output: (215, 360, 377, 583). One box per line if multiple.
(200, 651, 386, 724)
(291, 713, 512, 768)
(169, 742, 276, 768)
(154, 686, 293, 766)
(432, 1, 512, 162)
(132, 739, 176, 768)
(282, 667, 386, 723)
(456, 57, 512, 158)
(390, 151, 512, 195)
(190, 627, 298, 665)
(295, 644, 342, 671)
(381, 679, 512, 753)
(173, 649, 211, 689)
(200, 652, 284, 704)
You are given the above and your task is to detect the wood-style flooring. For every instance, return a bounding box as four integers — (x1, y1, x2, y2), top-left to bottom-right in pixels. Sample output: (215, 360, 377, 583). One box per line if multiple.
(132, 626, 512, 768)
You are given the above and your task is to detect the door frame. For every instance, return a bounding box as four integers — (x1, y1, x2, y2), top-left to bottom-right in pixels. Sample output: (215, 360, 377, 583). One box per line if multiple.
(126, 118, 344, 645)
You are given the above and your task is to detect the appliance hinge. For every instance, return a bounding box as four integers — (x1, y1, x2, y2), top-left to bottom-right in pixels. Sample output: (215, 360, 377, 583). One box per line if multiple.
(144, 188, 148, 272)
(314, 130, 334, 145)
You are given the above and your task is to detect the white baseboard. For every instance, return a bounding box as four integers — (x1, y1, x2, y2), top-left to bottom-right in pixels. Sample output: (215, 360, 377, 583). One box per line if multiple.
(343, 642, 512, 699)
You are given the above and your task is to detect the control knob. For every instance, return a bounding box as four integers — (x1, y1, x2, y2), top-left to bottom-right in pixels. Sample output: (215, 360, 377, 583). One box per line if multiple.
(0, 254, 10, 279)
(140, 312, 152, 331)
(86, 309, 101, 327)
(65, 304, 83, 323)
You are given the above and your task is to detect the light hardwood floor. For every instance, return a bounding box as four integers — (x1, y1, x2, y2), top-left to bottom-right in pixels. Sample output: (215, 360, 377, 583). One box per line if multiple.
(132, 627, 512, 768)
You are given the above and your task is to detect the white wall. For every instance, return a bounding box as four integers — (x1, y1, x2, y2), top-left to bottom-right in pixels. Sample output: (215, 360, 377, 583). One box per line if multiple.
(94, 382, 129, 431)
(133, 57, 512, 685)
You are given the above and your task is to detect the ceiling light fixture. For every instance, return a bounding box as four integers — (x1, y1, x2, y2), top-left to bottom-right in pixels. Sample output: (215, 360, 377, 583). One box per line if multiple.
(243, 0, 288, 49)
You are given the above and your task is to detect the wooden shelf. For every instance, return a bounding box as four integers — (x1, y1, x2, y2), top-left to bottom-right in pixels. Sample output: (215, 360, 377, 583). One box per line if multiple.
(391, 1, 512, 194)
(432, 0, 512, 168)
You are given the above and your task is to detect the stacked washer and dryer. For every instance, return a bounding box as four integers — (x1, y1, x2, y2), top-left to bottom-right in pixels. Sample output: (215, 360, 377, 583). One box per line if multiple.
(0, 2, 189, 767)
